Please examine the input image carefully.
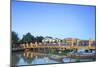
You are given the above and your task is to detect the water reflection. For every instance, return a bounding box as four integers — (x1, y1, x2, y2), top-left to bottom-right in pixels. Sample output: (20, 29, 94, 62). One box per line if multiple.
(12, 50, 95, 66)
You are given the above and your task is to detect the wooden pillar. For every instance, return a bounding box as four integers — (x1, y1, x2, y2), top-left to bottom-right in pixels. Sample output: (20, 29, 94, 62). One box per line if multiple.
(30, 42, 33, 48)
(35, 42, 37, 47)
(77, 40, 80, 46)
(89, 39, 92, 47)
(58, 42, 61, 46)
(71, 39, 74, 47)
(22, 44, 25, 48)
(26, 43, 29, 48)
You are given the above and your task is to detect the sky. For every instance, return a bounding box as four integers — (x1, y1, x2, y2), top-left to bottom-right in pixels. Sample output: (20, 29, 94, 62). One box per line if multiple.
(12, 0, 96, 40)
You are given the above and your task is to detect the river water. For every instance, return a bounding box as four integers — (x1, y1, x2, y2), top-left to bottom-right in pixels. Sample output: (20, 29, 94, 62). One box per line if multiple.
(11, 50, 95, 66)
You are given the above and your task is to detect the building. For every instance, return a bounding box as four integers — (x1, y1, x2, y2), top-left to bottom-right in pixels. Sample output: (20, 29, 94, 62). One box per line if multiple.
(42, 37, 96, 47)
(64, 38, 79, 46)
(42, 36, 61, 43)
(64, 38, 95, 47)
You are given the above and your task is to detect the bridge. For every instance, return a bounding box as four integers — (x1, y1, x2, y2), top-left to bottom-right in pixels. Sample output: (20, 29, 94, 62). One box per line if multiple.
(20, 42, 95, 50)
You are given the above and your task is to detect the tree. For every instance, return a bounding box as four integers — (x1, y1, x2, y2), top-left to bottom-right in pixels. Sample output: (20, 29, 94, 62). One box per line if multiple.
(21, 32, 35, 43)
(45, 36, 53, 39)
(12, 31, 19, 47)
(36, 36, 44, 43)
(54, 40, 57, 43)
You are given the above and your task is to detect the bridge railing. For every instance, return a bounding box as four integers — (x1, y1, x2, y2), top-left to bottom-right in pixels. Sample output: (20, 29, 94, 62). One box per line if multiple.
(20, 42, 95, 49)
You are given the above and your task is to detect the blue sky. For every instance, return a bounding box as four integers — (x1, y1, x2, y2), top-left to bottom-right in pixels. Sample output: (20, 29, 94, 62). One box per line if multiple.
(12, 0, 96, 40)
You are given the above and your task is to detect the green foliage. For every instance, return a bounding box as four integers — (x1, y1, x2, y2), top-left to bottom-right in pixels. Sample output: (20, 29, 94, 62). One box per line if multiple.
(20, 33, 44, 43)
(12, 31, 19, 48)
(21, 33, 35, 43)
(36, 36, 44, 43)
(54, 40, 57, 43)
(12, 31, 44, 45)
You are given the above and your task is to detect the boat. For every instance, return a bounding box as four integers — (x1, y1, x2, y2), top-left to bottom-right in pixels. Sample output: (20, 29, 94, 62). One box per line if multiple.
(67, 52, 95, 58)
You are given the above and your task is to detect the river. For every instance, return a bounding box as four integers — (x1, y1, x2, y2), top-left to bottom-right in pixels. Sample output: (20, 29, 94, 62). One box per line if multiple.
(11, 49, 95, 66)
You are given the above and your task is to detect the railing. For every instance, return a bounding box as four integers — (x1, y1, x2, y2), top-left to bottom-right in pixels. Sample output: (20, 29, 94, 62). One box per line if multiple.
(20, 43, 95, 49)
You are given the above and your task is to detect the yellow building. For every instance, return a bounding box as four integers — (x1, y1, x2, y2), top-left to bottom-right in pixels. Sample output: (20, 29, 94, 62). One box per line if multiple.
(65, 38, 95, 47)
